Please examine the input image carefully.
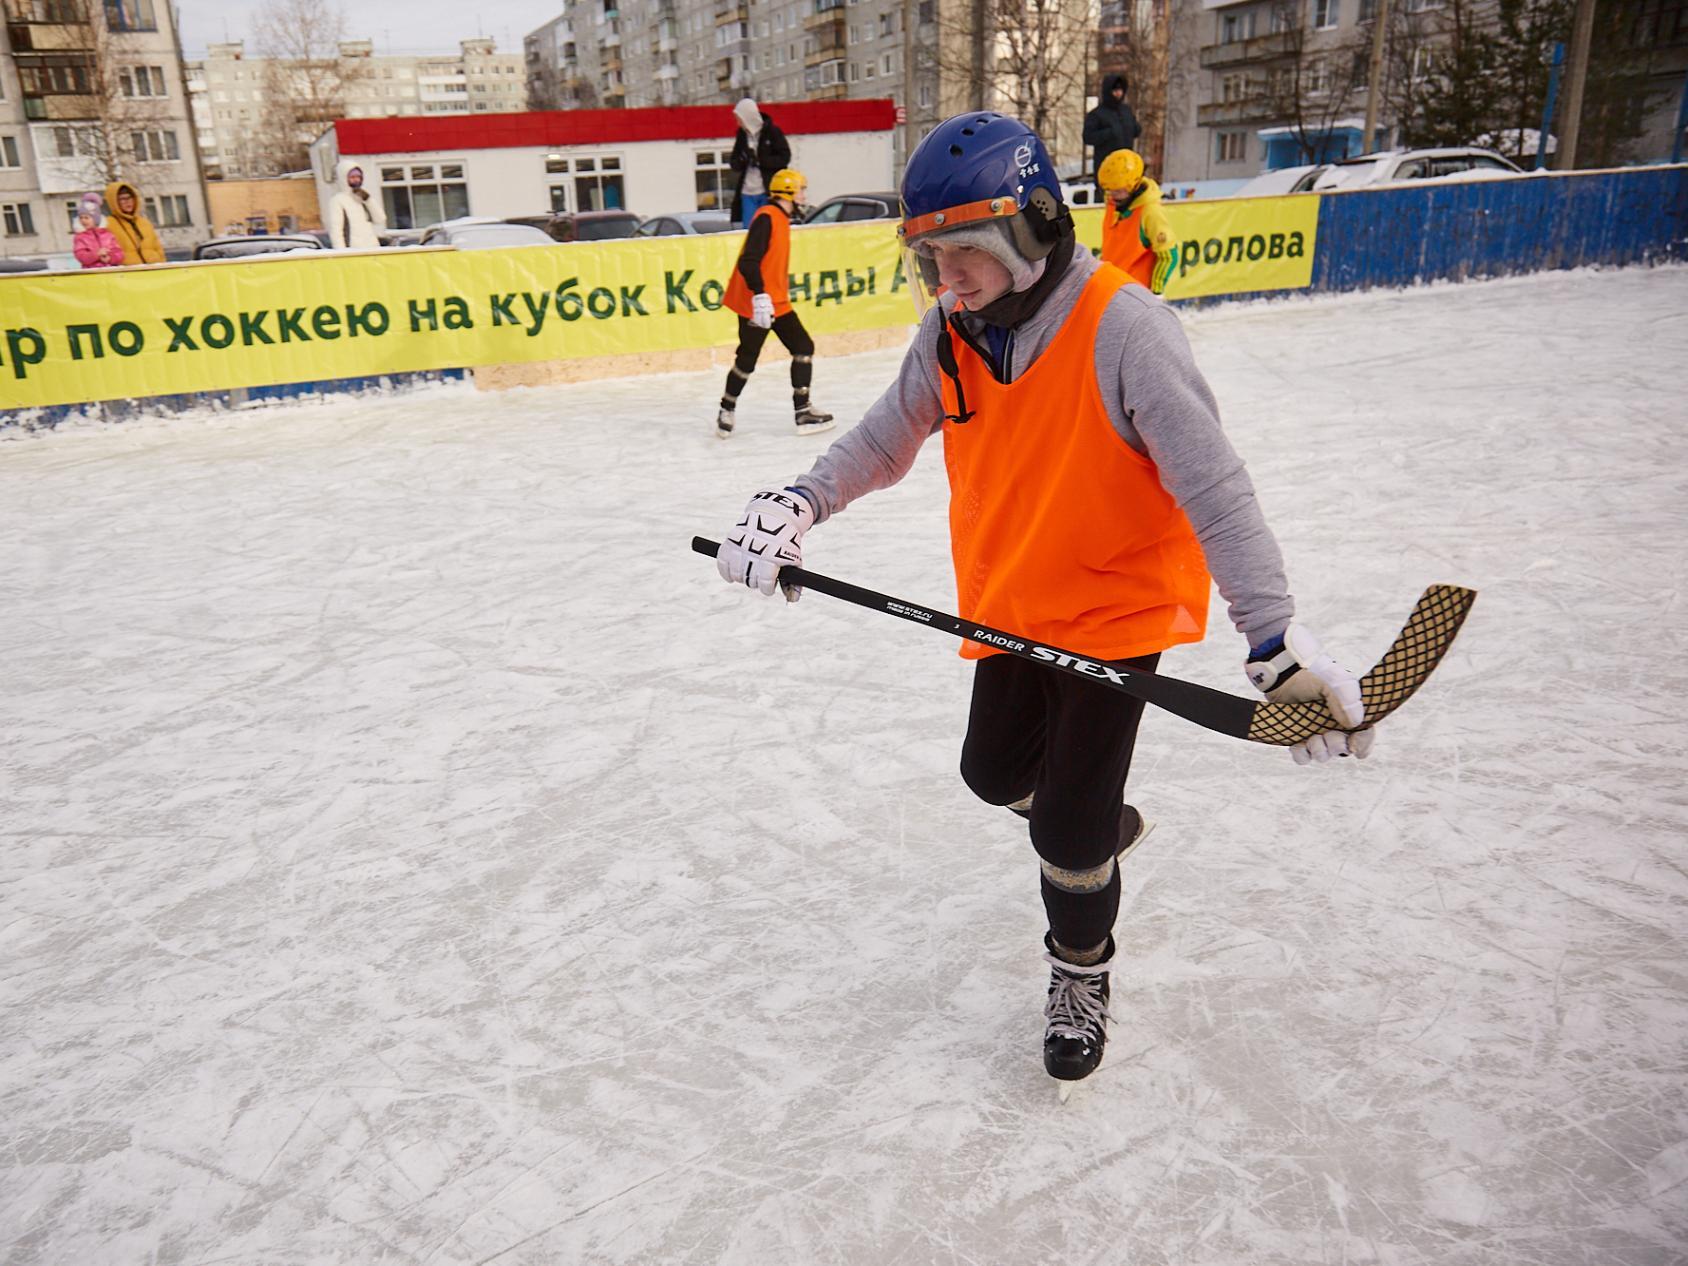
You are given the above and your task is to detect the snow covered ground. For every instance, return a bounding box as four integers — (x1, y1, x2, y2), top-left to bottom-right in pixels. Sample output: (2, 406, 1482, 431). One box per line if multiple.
(3, 265, 1686, 1265)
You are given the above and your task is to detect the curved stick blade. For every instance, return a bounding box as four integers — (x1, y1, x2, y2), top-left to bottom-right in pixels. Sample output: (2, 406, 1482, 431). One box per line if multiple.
(1245, 585, 1477, 746)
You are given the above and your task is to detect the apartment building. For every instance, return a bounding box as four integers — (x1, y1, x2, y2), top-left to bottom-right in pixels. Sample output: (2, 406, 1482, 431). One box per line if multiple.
(187, 38, 525, 181)
(522, 0, 1073, 179)
(1163, 0, 1384, 183)
(1, 0, 206, 259)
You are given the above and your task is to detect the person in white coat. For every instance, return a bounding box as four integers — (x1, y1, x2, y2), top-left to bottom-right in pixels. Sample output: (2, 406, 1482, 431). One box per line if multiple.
(328, 160, 386, 250)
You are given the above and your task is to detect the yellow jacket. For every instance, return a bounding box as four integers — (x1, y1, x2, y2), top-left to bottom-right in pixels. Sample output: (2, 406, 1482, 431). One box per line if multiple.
(103, 180, 165, 264)
(1101, 177, 1178, 295)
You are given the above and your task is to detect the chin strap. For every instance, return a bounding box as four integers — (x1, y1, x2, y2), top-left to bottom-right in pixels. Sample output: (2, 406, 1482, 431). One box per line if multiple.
(936, 310, 976, 425)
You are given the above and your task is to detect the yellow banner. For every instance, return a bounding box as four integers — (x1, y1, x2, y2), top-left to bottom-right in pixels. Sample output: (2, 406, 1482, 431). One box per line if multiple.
(0, 222, 909, 411)
(1, 198, 1320, 411)
(1072, 195, 1320, 299)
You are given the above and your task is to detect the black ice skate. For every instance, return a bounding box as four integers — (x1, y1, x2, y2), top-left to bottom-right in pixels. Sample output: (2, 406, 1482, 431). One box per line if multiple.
(1043, 933, 1114, 1102)
(794, 405, 835, 435)
(715, 407, 735, 439)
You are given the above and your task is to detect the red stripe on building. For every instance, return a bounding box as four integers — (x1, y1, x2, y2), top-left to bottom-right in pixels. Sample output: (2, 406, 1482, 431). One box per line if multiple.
(337, 100, 897, 155)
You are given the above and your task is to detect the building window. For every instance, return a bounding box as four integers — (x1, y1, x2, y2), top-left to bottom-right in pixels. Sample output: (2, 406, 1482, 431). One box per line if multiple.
(694, 148, 733, 210)
(544, 153, 623, 212)
(918, 81, 933, 107)
(131, 129, 179, 162)
(143, 194, 191, 227)
(0, 135, 20, 168)
(380, 161, 470, 228)
(2, 202, 37, 236)
(1358, 0, 1377, 19)
(104, 0, 157, 31)
(1312, 0, 1338, 27)
(1307, 58, 1332, 94)
(1352, 50, 1370, 89)
(1221, 72, 1247, 103)
(119, 66, 168, 97)
(1216, 131, 1247, 163)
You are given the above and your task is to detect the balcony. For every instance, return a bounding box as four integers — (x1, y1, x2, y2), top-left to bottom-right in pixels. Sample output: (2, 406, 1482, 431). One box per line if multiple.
(1196, 96, 1277, 126)
(1199, 30, 1296, 69)
(808, 83, 846, 100)
(804, 4, 844, 32)
(22, 92, 98, 120)
(804, 39, 844, 68)
(714, 2, 747, 24)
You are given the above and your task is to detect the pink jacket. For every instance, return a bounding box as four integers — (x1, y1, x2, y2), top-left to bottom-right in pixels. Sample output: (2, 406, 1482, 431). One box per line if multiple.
(74, 226, 126, 269)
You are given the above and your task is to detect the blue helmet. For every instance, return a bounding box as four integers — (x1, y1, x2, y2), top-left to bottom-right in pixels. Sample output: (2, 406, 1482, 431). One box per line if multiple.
(899, 112, 1070, 261)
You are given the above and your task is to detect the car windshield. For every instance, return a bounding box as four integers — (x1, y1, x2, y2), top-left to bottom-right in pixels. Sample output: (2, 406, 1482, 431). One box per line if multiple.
(447, 225, 554, 249)
(576, 218, 639, 241)
(688, 218, 735, 234)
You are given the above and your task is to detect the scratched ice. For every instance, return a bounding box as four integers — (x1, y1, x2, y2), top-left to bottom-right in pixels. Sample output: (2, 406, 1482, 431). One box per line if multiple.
(3, 265, 1686, 1265)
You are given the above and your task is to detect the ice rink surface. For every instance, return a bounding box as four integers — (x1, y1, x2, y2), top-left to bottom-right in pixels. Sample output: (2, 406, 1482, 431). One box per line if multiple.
(3, 265, 1686, 1265)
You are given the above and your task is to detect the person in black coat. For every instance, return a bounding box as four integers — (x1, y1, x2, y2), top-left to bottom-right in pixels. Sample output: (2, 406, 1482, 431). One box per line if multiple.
(730, 97, 793, 227)
(1083, 74, 1143, 195)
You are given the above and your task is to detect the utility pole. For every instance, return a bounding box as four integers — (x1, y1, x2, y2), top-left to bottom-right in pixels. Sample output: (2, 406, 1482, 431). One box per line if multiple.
(1361, 0, 1390, 153)
(1556, 0, 1596, 170)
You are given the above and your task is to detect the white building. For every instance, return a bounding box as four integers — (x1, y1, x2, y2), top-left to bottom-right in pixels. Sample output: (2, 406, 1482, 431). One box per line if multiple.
(189, 39, 525, 181)
(307, 100, 896, 229)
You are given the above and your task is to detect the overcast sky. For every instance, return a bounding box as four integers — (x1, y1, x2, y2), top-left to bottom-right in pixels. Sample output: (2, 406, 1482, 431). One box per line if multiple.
(176, 0, 560, 58)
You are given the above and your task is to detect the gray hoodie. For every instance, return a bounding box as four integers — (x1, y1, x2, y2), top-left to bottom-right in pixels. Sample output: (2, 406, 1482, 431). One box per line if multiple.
(791, 251, 1296, 649)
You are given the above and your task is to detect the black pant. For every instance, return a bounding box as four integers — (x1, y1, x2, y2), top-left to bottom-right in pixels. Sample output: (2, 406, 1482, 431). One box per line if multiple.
(959, 650, 1159, 951)
(721, 313, 814, 408)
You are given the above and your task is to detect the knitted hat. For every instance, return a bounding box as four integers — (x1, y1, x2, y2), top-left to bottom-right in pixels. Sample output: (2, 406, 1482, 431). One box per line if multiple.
(924, 218, 1045, 294)
(77, 192, 103, 220)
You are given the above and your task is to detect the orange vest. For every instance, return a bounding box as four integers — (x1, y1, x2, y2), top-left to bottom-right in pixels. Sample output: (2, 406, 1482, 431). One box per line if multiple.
(725, 204, 793, 319)
(940, 265, 1211, 661)
(1101, 201, 1153, 288)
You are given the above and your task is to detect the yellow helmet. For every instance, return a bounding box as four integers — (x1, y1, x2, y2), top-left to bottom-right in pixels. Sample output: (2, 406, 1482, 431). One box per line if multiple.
(769, 168, 807, 200)
(1097, 149, 1145, 193)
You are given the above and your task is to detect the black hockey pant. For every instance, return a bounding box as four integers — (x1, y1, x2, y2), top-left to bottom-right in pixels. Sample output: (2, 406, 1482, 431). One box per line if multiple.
(959, 650, 1160, 955)
(720, 313, 816, 411)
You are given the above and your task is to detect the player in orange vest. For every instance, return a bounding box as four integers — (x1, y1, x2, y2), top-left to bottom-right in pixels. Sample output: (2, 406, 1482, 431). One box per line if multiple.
(1097, 148, 1178, 294)
(718, 168, 835, 438)
(713, 115, 1371, 1096)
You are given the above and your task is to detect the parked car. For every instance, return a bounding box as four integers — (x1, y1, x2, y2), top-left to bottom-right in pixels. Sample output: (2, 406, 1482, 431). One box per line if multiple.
(1059, 179, 1105, 208)
(637, 211, 736, 236)
(1230, 164, 1330, 199)
(0, 252, 79, 273)
(193, 234, 328, 261)
(1312, 148, 1523, 192)
(379, 228, 428, 248)
(507, 210, 642, 242)
(803, 192, 900, 224)
(420, 221, 556, 249)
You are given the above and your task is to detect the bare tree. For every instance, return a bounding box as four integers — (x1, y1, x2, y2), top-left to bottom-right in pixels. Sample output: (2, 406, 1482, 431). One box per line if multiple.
(21, 0, 179, 189)
(1258, 0, 1372, 163)
(1100, 0, 1173, 174)
(931, 0, 1095, 168)
(251, 0, 370, 174)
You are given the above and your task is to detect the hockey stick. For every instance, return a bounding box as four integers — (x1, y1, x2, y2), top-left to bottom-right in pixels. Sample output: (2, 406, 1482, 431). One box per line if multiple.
(692, 537, 1475, 747)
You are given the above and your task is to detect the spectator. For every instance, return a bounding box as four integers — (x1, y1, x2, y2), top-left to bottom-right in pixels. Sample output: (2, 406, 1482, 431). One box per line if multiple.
(328, 161, 386, 250)
(72, 193, 125, 269)
(103, 180, 164, 264)
(1082, 74, 1142, 195)
(729, 97, 791, 229)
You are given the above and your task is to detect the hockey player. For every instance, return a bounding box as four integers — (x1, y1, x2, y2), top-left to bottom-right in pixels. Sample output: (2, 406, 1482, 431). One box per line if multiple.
(1097, 148, 1178, 295)
(712, 113, 1371, 1094)
(717, 167, 835, 439)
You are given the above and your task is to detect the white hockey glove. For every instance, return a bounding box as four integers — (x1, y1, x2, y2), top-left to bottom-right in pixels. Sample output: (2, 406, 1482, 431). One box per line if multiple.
(750, 292, 776, 329)
(717, 487, 814, 603)
(1246, 624, 1375, 766)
